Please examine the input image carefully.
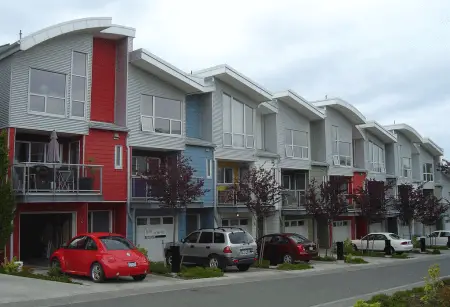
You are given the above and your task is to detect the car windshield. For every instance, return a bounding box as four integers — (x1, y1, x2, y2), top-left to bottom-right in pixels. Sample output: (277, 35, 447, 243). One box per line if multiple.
(100, 236, 134, 250)
(389, 234, 401, 240)
(288, 234, 308, 243)
(228, 232, 254, 244)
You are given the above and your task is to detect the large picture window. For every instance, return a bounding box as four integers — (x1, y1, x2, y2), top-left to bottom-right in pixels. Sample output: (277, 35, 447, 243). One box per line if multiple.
(29, 68, 66, 116)
(71, 51, 87, 118)
(14, 141, 63, 163)
(368, 141, 385, 172)
(423, 163, 434, 182)
(140, 95, 182, 135)
(402, 157, 412, 178)
(285, 129, 308, 159)
(222, 93, 254, 148)
(331, 126, 352, 167)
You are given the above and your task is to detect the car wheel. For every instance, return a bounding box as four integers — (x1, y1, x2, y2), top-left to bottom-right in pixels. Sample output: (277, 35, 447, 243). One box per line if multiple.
(165, 253, 172, 267)
(51, 258, 61, 269)
(90, 263, 105, 283)
(237, 264, 250, 272)
(132, 274, 147, 281)
(208, 255, 223, 270)
(282, 254, 293, 264)
(304, 260, 310, 263)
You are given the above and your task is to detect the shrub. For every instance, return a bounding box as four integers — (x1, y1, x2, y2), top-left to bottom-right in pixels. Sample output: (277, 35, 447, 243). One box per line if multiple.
(353, 300, 381, 307)
(392, 253, 409, 259)
(1, 257, 19, 274)
(345, 254, 368, 264)
(432, 249, 441, 254)
(150, 262, 171, 275)
(412, 235, 420, 248)
(47, 267, 62, 277)
(421, 264, 444, 305)
(439, 286, 450, 307)
(427, 245, 449, 250)
(178, 266, 224, 279)
(21, 266, 35, 274)
(252, 259, 270, 268)
(366, 293, 391, 306)
(312, 255, 336, 262)
(344, 238, 354, 254)
(136, 245, 148, 258)
(276, 263, 313, 270)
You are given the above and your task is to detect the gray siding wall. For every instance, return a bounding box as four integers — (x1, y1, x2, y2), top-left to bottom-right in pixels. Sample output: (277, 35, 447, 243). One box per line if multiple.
(310, 165, 327, 184)
(277, 103, 311, 170)
(264, 113, 278, 153)
(0, 57, 11, 128)
(212, 79, 257, 161)
(385, 143, 396, 176)
(10, 33, 93, 134)
(127, 65, 186, 150)
(310, 120, 326, 162)
(353, 138, 365, 169)
(324, 108, 353, 176)
(115, 38, 128, 127)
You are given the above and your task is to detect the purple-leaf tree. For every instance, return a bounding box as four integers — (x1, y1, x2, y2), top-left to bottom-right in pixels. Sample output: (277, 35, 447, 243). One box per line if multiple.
(304, 177, 348, 255)
(144, 155, 209, 244)
(416, 194, 449, 245)
(392, 183, 423, 239)
(226, 164, 282, 239)
(352, 179, 393, 235)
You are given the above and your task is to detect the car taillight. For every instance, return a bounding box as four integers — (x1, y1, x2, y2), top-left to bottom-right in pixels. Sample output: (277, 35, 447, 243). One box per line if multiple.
(297, 244, 305, 252)
(401, 241, 408, 245)
(223, 246, 232, 253)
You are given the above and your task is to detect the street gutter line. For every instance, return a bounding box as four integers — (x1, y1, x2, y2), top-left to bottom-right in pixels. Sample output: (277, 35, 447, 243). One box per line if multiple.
(308, 274, 450, 307)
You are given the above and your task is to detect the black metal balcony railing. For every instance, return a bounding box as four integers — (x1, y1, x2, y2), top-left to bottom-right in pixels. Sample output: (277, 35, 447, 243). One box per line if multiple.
(217, 185, 245, 206)
(12, 163, 103, 195)
(131, 177, 203, 201)
(281, 190, 306, 209)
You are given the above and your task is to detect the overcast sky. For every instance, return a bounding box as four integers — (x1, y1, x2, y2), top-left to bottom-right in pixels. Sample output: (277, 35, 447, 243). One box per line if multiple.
(1, 0, 449, 154)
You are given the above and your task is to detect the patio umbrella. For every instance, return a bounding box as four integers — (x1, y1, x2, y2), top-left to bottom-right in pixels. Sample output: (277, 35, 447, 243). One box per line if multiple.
(47, 130, 60, 163)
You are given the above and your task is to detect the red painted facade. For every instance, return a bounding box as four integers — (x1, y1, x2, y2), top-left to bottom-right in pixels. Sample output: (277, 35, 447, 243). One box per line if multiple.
(84, 129, 127, 201)
(90, 38, 117, 123)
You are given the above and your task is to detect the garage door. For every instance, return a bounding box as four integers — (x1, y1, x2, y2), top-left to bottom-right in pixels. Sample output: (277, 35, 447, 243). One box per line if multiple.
(284, 219, 309, 238)
(135, 216, 175, 262)
(369, 222, 383, 233)
(445, 218, 450, 230)
(332, 220, 351, 243)
(222, 218, 252, 235)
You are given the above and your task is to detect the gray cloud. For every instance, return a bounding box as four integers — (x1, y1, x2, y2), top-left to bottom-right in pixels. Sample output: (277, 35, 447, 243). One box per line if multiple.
(1, 0, 449, 154)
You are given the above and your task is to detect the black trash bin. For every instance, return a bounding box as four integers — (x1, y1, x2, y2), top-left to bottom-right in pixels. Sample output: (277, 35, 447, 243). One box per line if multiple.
(385, 240, 392, 256)
(336, 242, 344, 260)
(447, 236, 450, 248)
(420, 238, 426, 253)
(170, 245, 181, 273)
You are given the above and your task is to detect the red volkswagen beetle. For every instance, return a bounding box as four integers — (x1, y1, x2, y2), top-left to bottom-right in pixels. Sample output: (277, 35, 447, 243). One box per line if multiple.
(50, 233, 149, 283)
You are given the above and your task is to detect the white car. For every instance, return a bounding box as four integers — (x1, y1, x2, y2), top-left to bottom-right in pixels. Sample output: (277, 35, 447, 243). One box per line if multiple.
(419, 230, 450, 247)
(351, 232, 413, 253)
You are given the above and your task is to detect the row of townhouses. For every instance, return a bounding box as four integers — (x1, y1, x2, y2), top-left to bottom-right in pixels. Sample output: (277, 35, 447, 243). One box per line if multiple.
(1, 18, 449, 263)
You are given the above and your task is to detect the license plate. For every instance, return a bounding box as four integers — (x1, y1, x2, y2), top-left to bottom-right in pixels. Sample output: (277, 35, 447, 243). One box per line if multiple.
(128, 262, 137, 268)
(240, 249, 252, 255)
(309, 247, 314, 251)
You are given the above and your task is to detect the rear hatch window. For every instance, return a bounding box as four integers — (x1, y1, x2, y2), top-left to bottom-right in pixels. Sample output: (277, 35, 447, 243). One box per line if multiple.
(228, 232, 254, 244)
(100, 236, 134, 250)
(288, 234, 310, 244)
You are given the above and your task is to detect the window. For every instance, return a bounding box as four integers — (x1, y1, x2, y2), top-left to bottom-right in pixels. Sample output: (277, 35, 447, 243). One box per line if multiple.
(288, 234, 307, 243)
(132, 156, 149, 176)
(206, 159, 213, 178)
(185, 231, 200, 243)
(14, 141, 63, 163)
(228, 232, 254, 244)
(99, 236, 134, 250)
(222, 218, 249, 227)
(285, 129, 308, 159)
(368, 142, 385, 173)
(114, 145, 123, 169)
(217, 167, 233, 184)
(136, 218, 148, 226)
(440, 231, 450, 237)
(29, 68, 66, 116)
(85, 237, 98, 250)
(423, 163, 434, 182)
(140, 95, 182, 135)
(331, 126, 351, 166)
(222, 93, 254, 148)
(389, 234, 401, 240)
(162, 217, 173, 225)
(149, 217, 161, 225)
(198, 231, 213, 244)
(71, 51, 87, 118)
(68, 236, 87, 249)
(397, 144, 403, 174)
(282, 172, 307, 206)
(213, 232, 225, 243)
(402, 157, 412, 178)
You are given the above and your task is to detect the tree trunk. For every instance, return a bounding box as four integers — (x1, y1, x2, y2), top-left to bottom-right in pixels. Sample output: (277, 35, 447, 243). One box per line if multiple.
(256, 216, 264, 240)
(327, 220, 333, 257)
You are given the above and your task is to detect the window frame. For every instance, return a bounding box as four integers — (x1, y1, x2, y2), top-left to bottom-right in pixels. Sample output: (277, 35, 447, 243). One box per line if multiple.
(368, 141, 385, 173)
(285, 129, 309, 159)
(423, 162, 434, 182)
(70, 51, 88, 119)
(206, 159, 213, 179)
(331, 125, 352, 167)
(217, 167, 234, 184)
(402, 157, 412, 178)
(114, 145, 123, 170)
(28, 68, 67, 118)
(14, 140, 63, 164)
(222, 93, 254, 149)
(140, 94, 183, 136)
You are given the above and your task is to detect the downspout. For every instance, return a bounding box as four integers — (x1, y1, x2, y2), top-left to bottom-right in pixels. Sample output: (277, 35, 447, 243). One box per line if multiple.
(213, 156, 220, 227)
(126, 140, 134, 243)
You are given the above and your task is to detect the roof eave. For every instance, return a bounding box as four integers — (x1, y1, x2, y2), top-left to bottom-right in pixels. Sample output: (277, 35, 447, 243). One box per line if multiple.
(384, 124, 423, 144)
(274, 91, 325, 121)
(423, 138, 444, 157)
(313, 99, 365, 125)
(358, 122, 397, 144)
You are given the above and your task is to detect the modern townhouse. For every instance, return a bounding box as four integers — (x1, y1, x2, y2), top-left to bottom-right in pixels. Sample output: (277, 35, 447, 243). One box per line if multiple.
(192, 65, 278, 237)
(272, 91, 325, 240)
(125, 49, 214, 262)
(384, 123, 444, 237)
(0, 18, 135, 263)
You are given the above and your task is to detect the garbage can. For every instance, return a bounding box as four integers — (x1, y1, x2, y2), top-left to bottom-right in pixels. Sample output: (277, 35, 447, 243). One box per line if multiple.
(384, 240, 392, 256)
(420, 238, 426, 253)
(336, 242, 344, 260)
(170, 245, 181, 273)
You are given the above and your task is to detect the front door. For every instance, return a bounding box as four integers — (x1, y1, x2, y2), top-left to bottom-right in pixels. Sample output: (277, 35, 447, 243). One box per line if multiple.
(88, 211, 111, 233)
(186, 214, 199, 235)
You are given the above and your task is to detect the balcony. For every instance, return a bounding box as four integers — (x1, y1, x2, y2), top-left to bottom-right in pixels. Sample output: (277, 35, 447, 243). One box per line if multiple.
(217, 186, 246, 207)
(281, 190, 305, 209)
(12, 163, 103, 202)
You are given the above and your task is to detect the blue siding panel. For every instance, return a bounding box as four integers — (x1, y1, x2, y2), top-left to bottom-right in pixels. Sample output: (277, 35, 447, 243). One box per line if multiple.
(183, 145, 214, 206)
(200, 208, 215, 228)
(186, 95, 202, 139)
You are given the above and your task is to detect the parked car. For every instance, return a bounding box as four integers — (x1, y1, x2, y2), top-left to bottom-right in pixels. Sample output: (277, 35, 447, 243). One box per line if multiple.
(164, 227, 257, 271)
(351, 232, 413, 253)
(419, 230, 450, 247)
(50, 233, 149, 283)
(256, 233, 318, 264)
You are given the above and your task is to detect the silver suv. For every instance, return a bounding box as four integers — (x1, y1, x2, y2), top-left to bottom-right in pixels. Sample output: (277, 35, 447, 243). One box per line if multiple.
(164, 227, 257, 271)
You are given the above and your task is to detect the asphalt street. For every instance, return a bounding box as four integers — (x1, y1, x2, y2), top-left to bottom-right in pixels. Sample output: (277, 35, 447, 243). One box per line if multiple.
(4, 257, 450, 307)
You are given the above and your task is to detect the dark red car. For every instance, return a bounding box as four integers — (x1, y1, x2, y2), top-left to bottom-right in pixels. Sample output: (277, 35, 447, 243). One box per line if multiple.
(257, 233, 318, 264)
(50, 233, 149, 283)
